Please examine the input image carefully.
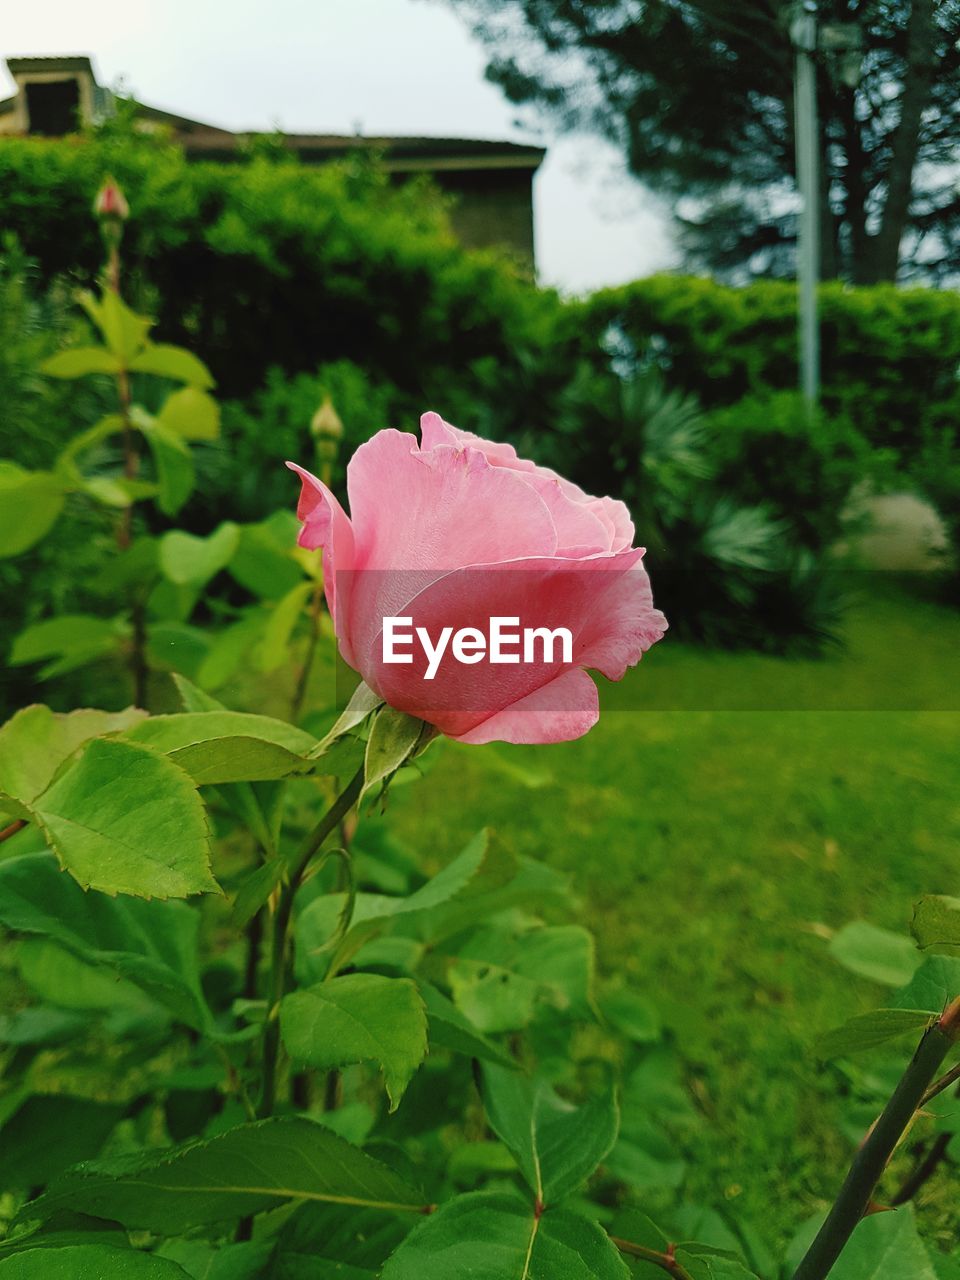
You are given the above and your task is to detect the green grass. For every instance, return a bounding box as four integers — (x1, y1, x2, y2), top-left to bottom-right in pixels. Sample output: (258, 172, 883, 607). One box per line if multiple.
(388, 582, 960, 1252)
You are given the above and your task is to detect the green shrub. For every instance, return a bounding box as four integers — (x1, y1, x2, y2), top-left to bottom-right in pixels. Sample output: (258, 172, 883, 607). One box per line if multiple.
(700, 392, 885, 550)
(578, 275, 960, 453)
(0, 136, 565, 400)
(911, 432, 960, 599)
(209, 361, 415, 525)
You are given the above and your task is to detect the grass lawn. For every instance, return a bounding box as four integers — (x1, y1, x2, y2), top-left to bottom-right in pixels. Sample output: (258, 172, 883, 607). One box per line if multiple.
(388, 581, 960, 1252)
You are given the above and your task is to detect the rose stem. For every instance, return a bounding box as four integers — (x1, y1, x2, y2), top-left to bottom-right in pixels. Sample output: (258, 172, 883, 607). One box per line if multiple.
(256, 767, 364, 1120)
(792, 997, 960, 1280)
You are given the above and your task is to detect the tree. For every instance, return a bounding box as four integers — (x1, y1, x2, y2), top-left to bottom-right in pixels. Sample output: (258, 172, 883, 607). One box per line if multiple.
(444, 0, 960, 283)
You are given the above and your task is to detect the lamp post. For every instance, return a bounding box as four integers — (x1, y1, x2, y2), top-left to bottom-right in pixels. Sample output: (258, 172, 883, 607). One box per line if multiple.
(791, 0, 820, 410)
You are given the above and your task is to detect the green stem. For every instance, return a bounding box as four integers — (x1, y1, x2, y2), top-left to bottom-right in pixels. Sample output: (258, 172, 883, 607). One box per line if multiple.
(920, 1059, 960, 1108)
(291, 580, 324, 721)
(105, 244, 148, 707)
(610, 1236, 695, 1280)
(793, 998, 960, 1280)
(256, 768, 364, 1119)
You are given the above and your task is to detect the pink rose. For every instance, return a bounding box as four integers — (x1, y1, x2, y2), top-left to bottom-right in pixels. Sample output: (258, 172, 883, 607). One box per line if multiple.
(287, 413, 666, 744)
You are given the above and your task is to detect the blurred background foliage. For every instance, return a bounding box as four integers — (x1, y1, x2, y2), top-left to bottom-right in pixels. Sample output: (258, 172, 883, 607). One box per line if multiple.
(0, 108, 958, 1268)
(0, 130, 957, 715)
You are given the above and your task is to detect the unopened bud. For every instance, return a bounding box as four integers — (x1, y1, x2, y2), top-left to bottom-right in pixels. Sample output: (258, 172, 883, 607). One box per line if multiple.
(94, 177, 130, 222)
(311, 395, 344, 442)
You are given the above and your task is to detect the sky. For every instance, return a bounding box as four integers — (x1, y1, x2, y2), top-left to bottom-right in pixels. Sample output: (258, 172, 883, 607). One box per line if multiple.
(0, 0, 676, 293)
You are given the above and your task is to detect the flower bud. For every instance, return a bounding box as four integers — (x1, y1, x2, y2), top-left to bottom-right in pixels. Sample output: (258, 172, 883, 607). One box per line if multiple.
(93, 177, 130, 222)
(310, 395, 344, 443)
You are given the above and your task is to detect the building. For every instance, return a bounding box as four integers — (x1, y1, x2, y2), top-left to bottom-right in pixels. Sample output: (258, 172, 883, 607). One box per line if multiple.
(0, 55, 544, 266)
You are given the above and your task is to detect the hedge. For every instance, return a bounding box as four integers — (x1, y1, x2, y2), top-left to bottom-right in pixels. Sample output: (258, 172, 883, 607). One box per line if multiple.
(2, 136, 958, 456)
(576, 275, 960, 452)
(0, 136, 565, 399)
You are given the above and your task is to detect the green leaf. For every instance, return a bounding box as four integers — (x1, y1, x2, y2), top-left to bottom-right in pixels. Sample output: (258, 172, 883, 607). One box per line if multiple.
(155, 387, 220, 440)
(673, 1246, 760, 1280)
(17, 938, 153, 1013)
(123, 711, 319, 785)
(40, 347, 122, 379)
(363, 706, 429, 804)
(0, 1210, 127, 1261)
(621, 1049, 701, 1133)
(0, 1245, 192, 1277)
(296, 831, 512, 979)
(0, 738, 216, 899)
(321, 682, 384, 744)
(912, 896, 960, 952)
(160, 524, 240, 587)
(281, 974, 428, 1110)
(892, 955, 960, 1012)
(0, 853, 213, 1030)
(0, 463, 67, 558)
(818, 1009, 936, 1058)
(156, 1240, 272, 1280)
(81, 292, 153, 362)
(0, 1096, 122, 1191)
(0, 705, 146, 804)
(829, 922, 922, 987)
(258, 582, 312, 672)
(0, 1006, 87, 1046)
(23, 1117, 426, 1233)
(826, 1206, 938, 1280)
(381, 1192, 630, 1280)
(171, 673, 224, 712)
(81, 475, 156, 509)
(448, 925, 595, 1033)
(604, 1136, 686, 1191)
(141, 421, 195, 516)
(228, 516, 303, 599)
(419, 857, 571, 947)
(232, 858, 285, 929)
(272, 1201, 410, 1279)
(479, 1063, 618, 1204)
(419, 982, 514, 1067)
(196, 615, 265, 691)
(9, 616, 126, 679)
(599, 989, 662, 1045)
(129, 344, 215, 389)
(56, 413, 126, 469)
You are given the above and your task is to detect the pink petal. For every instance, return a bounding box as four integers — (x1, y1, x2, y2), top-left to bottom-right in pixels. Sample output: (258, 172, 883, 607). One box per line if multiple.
(419, 412, 632, 553)
(419, 411, 530, 469)
(575, 558, 668, 679)
(356, 549, 664, 742)
(452, 668, 600, 745)
(285, 461, 357, 665)
(346, 429, 559, 570)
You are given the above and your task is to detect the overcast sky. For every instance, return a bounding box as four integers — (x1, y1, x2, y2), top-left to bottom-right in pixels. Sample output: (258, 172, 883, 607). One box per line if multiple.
(1, 0, 676, 293)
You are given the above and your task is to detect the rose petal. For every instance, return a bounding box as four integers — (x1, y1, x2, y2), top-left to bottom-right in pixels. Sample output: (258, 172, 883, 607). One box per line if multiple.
(356, 549, 662, 741)
(420, 412, 613, 554)
(452, 668, 600, 745)
(346, 428, 559, 570)
(285, 461, 357, 665)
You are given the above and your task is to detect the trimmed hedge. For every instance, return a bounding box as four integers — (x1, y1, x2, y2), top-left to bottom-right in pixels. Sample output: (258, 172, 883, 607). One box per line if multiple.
(577, 275, 960, 452)
(0, 136, 565, 399)
(3, 137, 958, 454)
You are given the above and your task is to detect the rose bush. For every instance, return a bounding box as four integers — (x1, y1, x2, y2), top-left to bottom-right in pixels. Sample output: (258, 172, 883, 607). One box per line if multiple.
(288, 412, 667, 744)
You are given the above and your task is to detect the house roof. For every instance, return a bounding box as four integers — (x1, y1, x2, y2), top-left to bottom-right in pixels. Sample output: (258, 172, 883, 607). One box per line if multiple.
(6, 55, 95, 74)
(176, 128, 545, 171)
(1, 54, 546, 173)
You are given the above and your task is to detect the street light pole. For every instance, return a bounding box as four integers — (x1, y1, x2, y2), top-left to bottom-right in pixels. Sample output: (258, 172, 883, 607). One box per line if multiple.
(792, 1, 820, 409)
